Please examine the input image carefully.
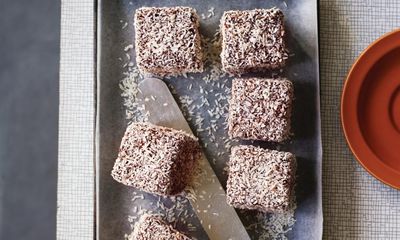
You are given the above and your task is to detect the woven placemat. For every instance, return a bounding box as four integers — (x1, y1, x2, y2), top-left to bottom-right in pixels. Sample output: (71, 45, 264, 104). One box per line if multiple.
(320, 0, 400, 239)
(57, 0, 400, 239)
(57, 0, 95, 239)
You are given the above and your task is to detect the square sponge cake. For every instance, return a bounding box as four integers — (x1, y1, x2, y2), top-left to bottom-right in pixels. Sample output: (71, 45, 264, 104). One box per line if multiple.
(227, 145, 296, 212)
(130, 214, 191, 240)
(134, 7, 203, 75)
(111, 122, 201, 196)
(220, 8, 287, 74)
(228, 77, 294, 142)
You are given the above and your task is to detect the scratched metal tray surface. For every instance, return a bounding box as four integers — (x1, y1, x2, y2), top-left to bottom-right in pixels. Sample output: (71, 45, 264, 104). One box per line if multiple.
(97, 0, 322, 239)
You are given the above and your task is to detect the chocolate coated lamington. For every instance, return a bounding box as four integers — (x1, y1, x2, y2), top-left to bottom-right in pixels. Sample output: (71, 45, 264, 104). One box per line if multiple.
(220, 8, 287, 74)
(130, 214, 191, 240)
(134, 7, 203, 75)
(227, 145, 296, 212)
(228, 78, 294, 142)
(111, 122, 201, 196)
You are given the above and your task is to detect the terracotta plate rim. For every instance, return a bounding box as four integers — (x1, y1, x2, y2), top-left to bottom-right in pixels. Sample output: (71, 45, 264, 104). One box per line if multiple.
(341, 29, 400, 190)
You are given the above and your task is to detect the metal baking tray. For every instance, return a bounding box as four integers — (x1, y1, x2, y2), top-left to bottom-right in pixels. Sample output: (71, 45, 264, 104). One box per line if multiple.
(96, 0, 322, 239)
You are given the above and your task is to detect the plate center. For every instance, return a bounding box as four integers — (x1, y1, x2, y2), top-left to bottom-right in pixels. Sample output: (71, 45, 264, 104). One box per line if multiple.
(390, 86, 400, 132)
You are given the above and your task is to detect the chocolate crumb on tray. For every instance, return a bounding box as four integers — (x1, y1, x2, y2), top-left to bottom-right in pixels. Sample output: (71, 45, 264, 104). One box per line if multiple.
(227, 145, 296, 212)
(220, 8, 287, 74)
(134, 7, 203, 75)
(228, 77, 294, 142)
(111, 122, 201, 196)
(130, 214, 191, 240)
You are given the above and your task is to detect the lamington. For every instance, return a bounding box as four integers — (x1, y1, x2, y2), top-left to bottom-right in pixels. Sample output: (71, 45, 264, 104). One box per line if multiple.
(130, 214, 191, 240)
(226, 145, 296, 212)
(111, 122, 201, 196)
(228, 77, 294, 142)
(220, 8, 287, 74)
(134, 7, 203, 75)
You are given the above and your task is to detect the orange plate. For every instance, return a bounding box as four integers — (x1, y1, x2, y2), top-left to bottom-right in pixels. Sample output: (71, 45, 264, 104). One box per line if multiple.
(342, 29, 400, 189)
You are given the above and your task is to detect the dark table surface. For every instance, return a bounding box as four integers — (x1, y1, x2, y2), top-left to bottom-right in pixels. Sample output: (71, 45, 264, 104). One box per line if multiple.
(0, 0, 60, 239)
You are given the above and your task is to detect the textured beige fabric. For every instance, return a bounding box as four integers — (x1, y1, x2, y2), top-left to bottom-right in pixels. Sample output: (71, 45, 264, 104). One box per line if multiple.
(58, 0, 400, 239)
(57, 0, 95, 239)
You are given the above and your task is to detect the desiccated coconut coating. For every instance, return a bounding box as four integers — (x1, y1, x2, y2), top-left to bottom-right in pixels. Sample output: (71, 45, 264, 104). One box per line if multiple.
(228, 77, 293, 142)
(220, 8, 287, 74)
(111, 122, 201, 196)
(134, 7, 203, 75)
(226, 145, 296, 212)
(130, 214, 191, 240)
